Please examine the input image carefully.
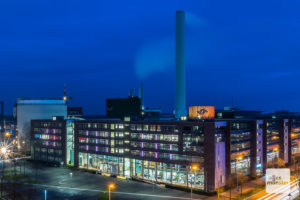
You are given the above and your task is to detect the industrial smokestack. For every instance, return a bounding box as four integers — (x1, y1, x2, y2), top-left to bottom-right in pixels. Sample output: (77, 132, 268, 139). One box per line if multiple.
(138, 84, 144, 110)
(129, 89, 133, 97)
(175, 10, 187, 119)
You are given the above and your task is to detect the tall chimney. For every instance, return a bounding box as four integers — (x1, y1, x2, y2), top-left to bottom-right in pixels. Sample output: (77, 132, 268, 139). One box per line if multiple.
(129, 89, 133, 97)
(138, 84, 144, 110)
(175, 10, 187, 119)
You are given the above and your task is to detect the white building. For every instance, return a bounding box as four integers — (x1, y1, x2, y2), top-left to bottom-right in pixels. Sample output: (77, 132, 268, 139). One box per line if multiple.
(14, 99, 67, 151)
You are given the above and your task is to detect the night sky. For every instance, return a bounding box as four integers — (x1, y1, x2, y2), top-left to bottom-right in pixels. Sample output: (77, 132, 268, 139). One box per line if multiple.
(1, 0, 300, 115)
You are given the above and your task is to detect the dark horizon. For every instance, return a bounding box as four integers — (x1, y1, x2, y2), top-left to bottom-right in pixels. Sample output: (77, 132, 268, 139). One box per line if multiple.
(1, 0, 300, 115)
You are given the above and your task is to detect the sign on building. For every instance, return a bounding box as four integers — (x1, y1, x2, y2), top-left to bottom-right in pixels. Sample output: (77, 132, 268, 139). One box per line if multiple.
(189, 106, 215, 119)
(266, 168, 290, 194)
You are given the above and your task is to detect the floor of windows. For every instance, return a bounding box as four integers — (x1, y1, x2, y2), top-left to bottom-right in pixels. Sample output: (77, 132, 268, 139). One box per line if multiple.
(78, 152, 204, 189)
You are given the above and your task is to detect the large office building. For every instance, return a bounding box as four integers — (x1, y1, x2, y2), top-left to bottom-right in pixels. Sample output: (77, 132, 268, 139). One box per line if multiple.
(31, 118, 66, 164)
(30, 108, 300, 192)
(73, 120, 226, 192)
(15, 99, 67, 151)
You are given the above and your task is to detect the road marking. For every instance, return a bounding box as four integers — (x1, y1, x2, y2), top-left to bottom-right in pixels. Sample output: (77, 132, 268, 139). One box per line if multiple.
(1, 156, 30, 162)
(244, 188, 266, 200)
(24, 183, 203, 200)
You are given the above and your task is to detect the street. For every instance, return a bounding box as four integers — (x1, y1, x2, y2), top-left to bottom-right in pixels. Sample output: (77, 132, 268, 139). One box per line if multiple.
(3, 160, 208, 200)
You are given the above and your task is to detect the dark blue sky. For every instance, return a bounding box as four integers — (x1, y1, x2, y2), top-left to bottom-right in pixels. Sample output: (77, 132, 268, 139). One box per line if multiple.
(1, 0, 300, 115)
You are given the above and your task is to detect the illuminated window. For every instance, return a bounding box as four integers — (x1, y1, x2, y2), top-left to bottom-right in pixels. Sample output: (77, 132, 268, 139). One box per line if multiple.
(118, 124, 124, 129)
(157, 125, 161, 131)
(137, 125, 142, 131)
(130, 124, 136, 130)
(143, 125, 148, 131)
(150, 125, 156, 131)
(111, 140, 115, 147)
(111, 124, 115, 130)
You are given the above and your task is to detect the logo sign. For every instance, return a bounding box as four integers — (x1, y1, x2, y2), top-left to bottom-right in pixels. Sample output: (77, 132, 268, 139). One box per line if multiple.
(266, 168, 290, 194)
(189, 106, 215, 119)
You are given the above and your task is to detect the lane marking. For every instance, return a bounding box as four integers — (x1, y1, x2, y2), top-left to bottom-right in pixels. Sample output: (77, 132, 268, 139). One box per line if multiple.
(21, 183, 203, 200)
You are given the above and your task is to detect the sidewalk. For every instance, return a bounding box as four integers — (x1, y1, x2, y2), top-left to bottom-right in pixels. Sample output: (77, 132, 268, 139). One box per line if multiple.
(207, 177, 265, 200)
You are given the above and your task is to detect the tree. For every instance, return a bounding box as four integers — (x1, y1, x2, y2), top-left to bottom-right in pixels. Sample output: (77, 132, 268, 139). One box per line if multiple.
(238, 174, 249, 196)
(277, 158, 285, 168)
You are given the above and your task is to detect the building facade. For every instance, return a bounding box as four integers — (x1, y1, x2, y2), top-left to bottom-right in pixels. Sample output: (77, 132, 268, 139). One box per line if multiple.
(30, 119, 66, 165)
(30, 115, 298, 192)
(73, 120, 226, 192)
(15, 99, 67, 151)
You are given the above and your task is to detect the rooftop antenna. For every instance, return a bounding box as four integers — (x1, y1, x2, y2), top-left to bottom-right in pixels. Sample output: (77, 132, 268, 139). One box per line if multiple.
(63, 83, 67, 101)
(232, 96, 234, 111)
(63, 83, 72, 102)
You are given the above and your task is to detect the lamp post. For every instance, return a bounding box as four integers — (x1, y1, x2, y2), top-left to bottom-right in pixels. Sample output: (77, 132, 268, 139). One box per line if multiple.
(4, 132, 10, 138)
(190, 164, 198, 200)
(44, 190, 47, 200)
(273, 147, 279, 167)
(235, 155, 243, 196)
(108, 183, 115, 200)
(0, 146, 7, 198)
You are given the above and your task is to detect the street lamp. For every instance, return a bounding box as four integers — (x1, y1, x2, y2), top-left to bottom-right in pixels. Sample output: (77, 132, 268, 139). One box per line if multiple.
(235, 155, 243, 196)
(108, 183, 115, 200)
(4, 132, 10, 138)
(273, 147, 279, 167)
(190, 164, 198, 200)
(0, 147, 7, 155)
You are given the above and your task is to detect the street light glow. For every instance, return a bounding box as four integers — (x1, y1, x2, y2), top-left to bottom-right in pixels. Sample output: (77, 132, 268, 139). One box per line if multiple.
(1, 147, 7, 154)
(5, 132, 10, 137)
(108, 183, 115, 189)
(191, 164, 198, 171)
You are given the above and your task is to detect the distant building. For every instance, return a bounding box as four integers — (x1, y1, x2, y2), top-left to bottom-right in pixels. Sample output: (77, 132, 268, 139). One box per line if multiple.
(106, 97, 141, 119)
(14, 99, 67, 151)
(215, 108, 262, 119)
(142, 109, 161, 120)
(68, 107, 83, 118)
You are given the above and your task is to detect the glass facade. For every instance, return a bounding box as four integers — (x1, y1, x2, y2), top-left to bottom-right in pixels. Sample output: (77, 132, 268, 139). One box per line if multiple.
(29, 116, 300, 192)
(230, 122, 252, 175)
(291, 120, 300, 155)
(266, 120, 281, 165)
(78, 153, 204, 189)
(66, 120, 75, 165)
(75, 121, 206, 189)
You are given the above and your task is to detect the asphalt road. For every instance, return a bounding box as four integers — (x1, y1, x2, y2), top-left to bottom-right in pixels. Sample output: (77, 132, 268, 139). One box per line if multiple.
(3, 160, 208, 200)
